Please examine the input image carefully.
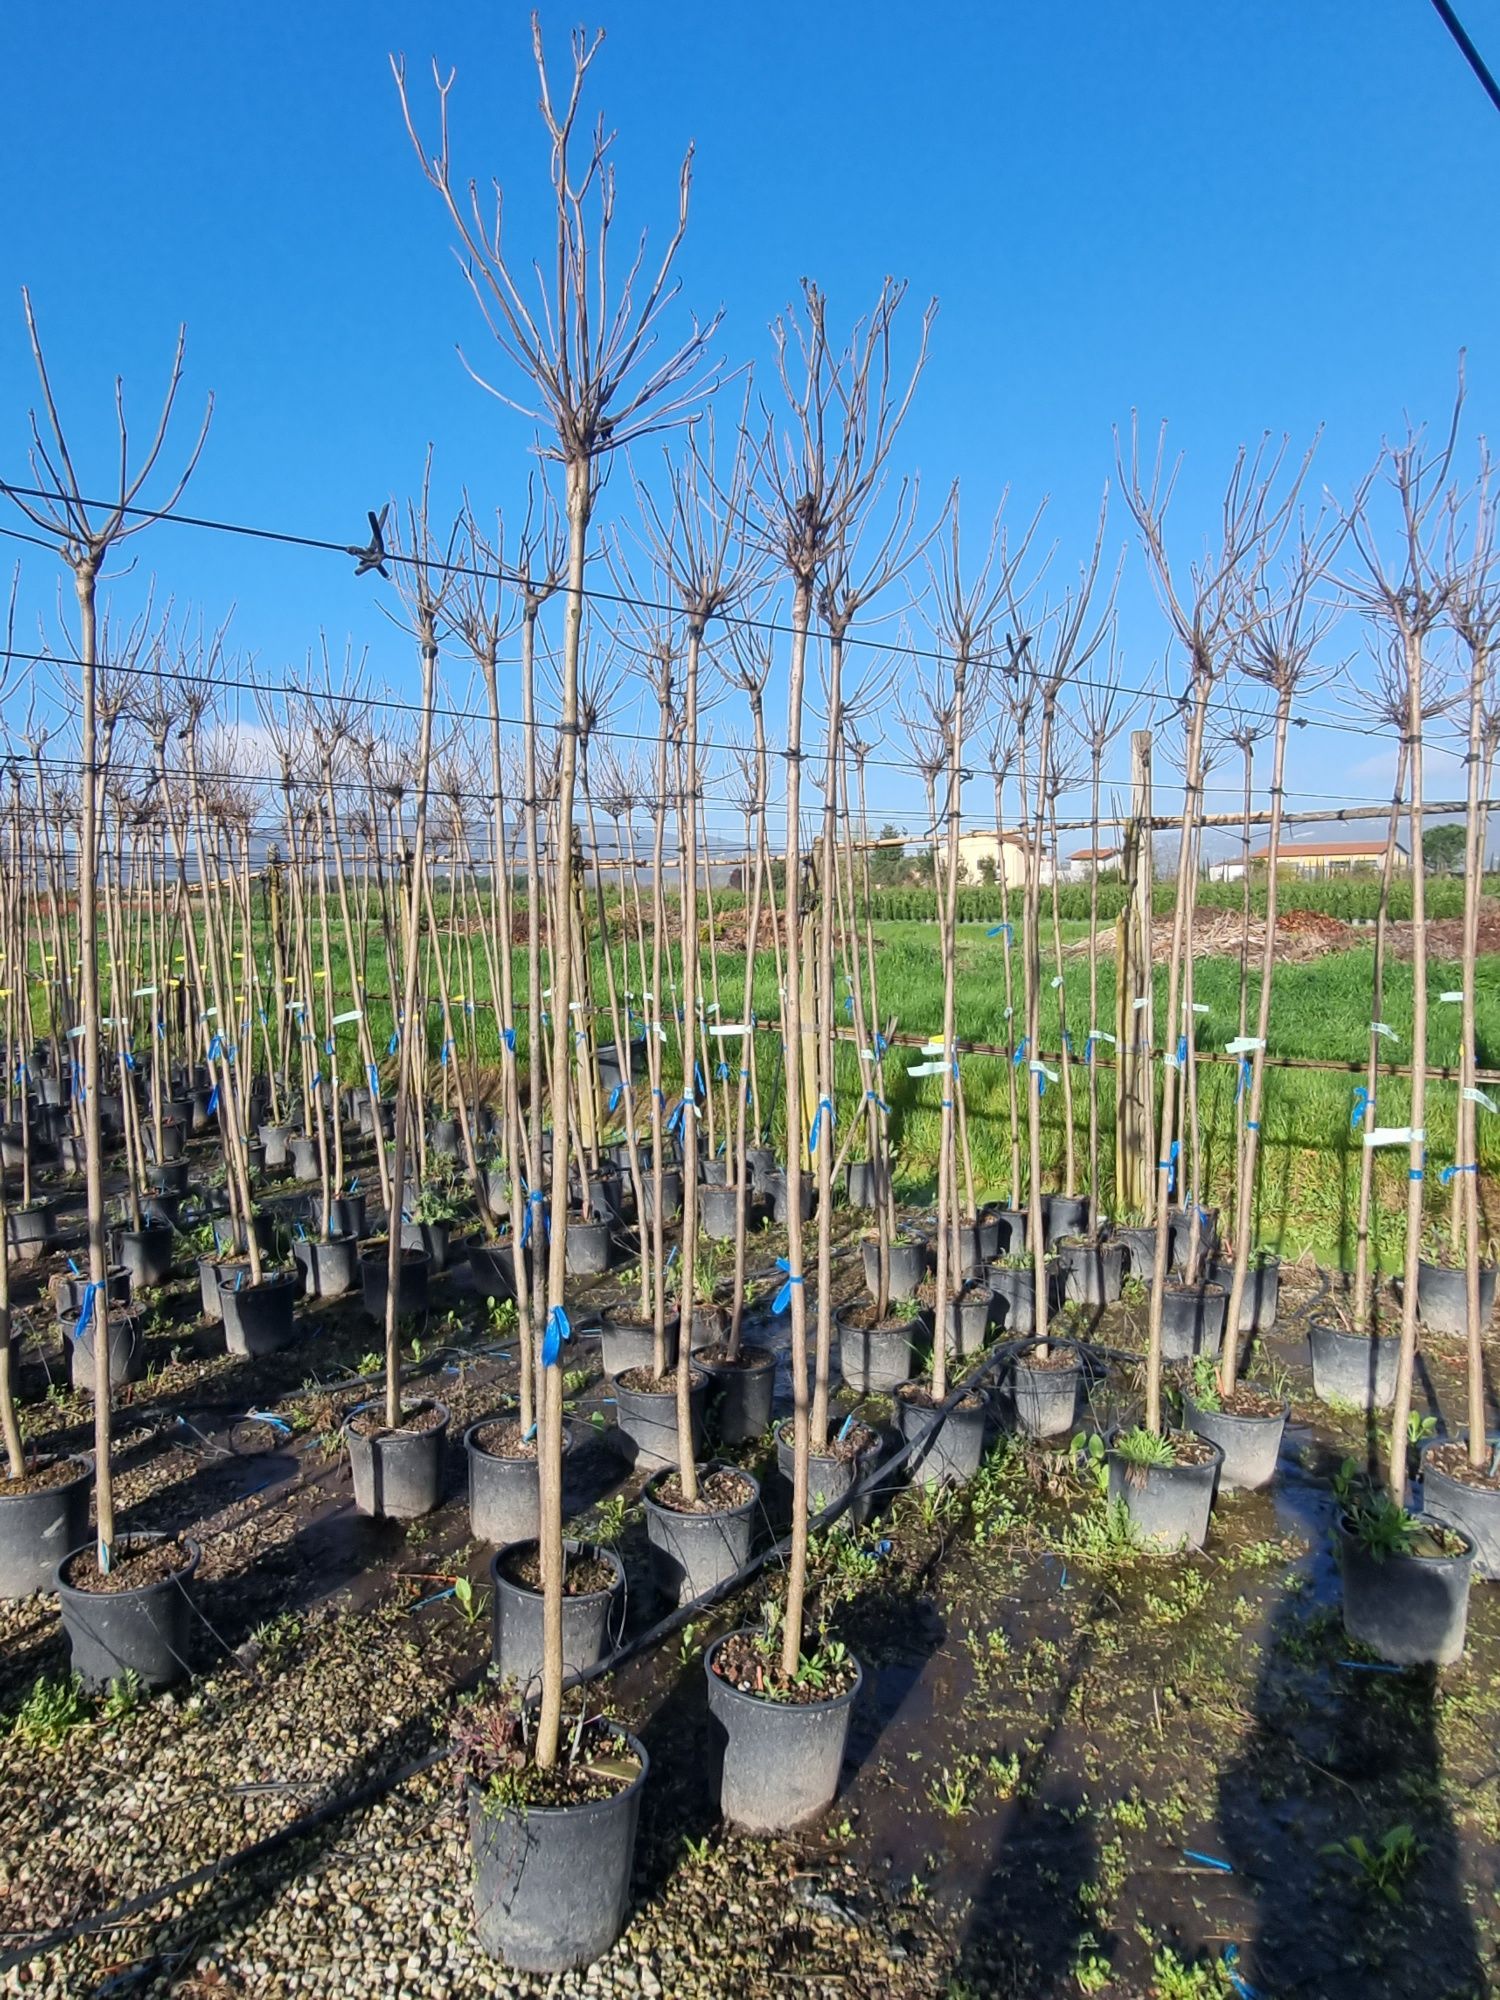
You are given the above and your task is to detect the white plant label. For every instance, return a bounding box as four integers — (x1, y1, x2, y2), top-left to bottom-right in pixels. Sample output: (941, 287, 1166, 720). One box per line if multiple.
(907, 1060, 947, 1077)
(1371, 1022, 1397, 1040)
(710, 1023, 750, 1037)
(1439, 991, 1465, 1004)
(1464, 1087, 1498, 1113)
(1028, 1060, 1059, 1083)
(1224, 1036, 1265, 1055)
(1364, 1126, 1424, 1148)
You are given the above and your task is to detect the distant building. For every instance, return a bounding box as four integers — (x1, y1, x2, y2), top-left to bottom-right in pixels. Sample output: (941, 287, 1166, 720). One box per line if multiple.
(940, 828, 1052, 888)
(1247, 838, 1408, 877)
(1066, 845, 1122, 882)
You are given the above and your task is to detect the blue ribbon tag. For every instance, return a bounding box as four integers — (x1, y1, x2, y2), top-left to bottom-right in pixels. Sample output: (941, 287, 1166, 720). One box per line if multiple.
(1012, 1037, 1028, 1068)
(542, 1305, 572, 1369)
(1168, 1139, 1180, 1196)
(1351, 1085, 1369, 1130)
(609, 1083, 623, 1113)
(206, 1084, 220, 1115)
(772, 1257, 803, 1315)
(73, 1280, 102, 1342)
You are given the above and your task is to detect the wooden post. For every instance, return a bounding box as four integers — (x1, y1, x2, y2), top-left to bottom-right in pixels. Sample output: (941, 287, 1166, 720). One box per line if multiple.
(1115, 731, 1154, 1216)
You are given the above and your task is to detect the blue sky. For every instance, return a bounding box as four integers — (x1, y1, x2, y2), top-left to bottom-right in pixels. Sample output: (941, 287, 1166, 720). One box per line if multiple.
(2, 1, 1497, 846)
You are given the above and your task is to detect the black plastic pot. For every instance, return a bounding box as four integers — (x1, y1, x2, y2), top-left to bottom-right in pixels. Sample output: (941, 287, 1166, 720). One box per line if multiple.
(219, 1269, 299, 1357)
(612, 1369, 707, 1470)
(146, 1159, 190, 1197)
(4, 1202, 57, 1263)
(289, 1134, 320, 1182)
(292, 1232, 359, 1299)
(1182, 1386, 1288, 1493)
(401, 1216, 453, 1273)
(988, 1207, 1027, 1257)
(1308, 1321, 1399, 1409)
(465, 1417, 573, 1547)
(847, 1158, 891, 1211)
(705, 1631, 863, 1831)
(698, 1346, 776, 1444)
(774, 1419, 880, 1522)
(212, 1211, 275, 1258)
(744, 1146, 779, 1194)
(259, 1122, 294, 1169)
(56, 1534, 200, 1690)
(946, 1285, 996, 1359)
(198, 1256, 225, 1324)
(643, 1462, 760, 1606)
(468, 1728, 647, 1974)
(1159, 1282, 1228, 1363)
(323, 1191, 367, 1242)
(344, 1398, 449, 1519)
(1107, 1435, 1223, 1551)
(146, 1118, 187, 1164)
(1415, 1260, 1498, 1339)
(699, 1157, 728, 1188)
(699, 1182, 747, 1242)
(430, 1115, 461, 1158)
(1011, 1351, 1080, 1437)
(1041, 1193, 1088, 1245)
(113, 1224, 174, 1291)
(360, 1247, 430, 1322)
(54, 1267, 130, 1320)
(837, 1309, 914, 1394)
(862, 1233, 926, 1301)
(577, 1165, 622, 1223)
(1419, 1435, 1500, 1580)
(640, 1170, 683, 1225)
(565, 1218, 613, 1277)
(0, 1455, 91, 1598)
(1338, 1515, 1474, 1666)
(896, 1385, 991, 1488)
(58, 1133, 87, 1173)
(245, 1141, 267, 1177)
(140, 1191, 183, 1229)
(1206, 1257, 1281, 1333)
(768, 1171, 814, 1226)
(490, 1538, 626, 1692)
(986, 1262, 1057, 1337)
(467, 1236, 524, 1302)
(600, 1311, 680, 1379)
(1056, 1238, 1125, 1308)
(70, 1314, 145, 1394)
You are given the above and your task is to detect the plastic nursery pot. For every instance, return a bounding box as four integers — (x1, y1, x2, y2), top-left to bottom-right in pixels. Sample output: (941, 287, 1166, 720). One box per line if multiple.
(974, 1208, 1006, 1262)
(1168, 1206, 1221, 1275)
(985, 1261, 1058, 1338)
(861, 1233, 927, 1302)
(258, 1122, 294, 1169)
(4, 1201, 57, 1263)
(1415, 1261, 1498, 1340)
(323, 1191, 367, 1242)
(579, 1165, 623, 1221)
(774, 1418, 882, 1524)
(292, 1232, 359, 1300)
(896, 1383, 991, 1489)
(1010, 1348, 1081, 1438)
(467, 1726, 648, 1975)
(430, 1116, 460, 1158)
(147, 1159, 190, 1197)
(846, 1158, 891, 1211)
(286, 1134, 319, 1182)
(1419, 1435, 1500, 1580)
(640, 1170, 684, 1226)
(946, 1286, 996, 1360)
(467, 1237, 524, 1302)
(0, 1454, 92, 1599)
(1205, 1257, 1281, 1334)
(698, 1345, 776, 1445)
(56, 1533, 201, 1691)
(489, 1538, 626, 1693)
(1308, 1320, 1400, 1410)
(599, 1309, 680, 1380)
(53, 1267, 131, 1320)
(565, 1217, 613, 1278)
(212, 1211, 276, 1257)
(1158, 1282, 1228, 1364)
(1041, 1194, 1088, 1246)
(643, 1461, 760, 1606)
(699, 1181, 748, 1242)
(704, 1630, 864, 1833)
(1338, 1514, 1474, 1667)
(611, 1367, 708, 1471)
(465, 1415, 574, 1548)
(146, 1119, 187, 1164)
(70, 1314, 145, 1394)
(1056, 1238, 1125, 1309)
(219, 1268, 300, 1358)
(198, 1256, 225, 1325)
(988, 1207, 1027, 1258)
(1181, 1385, 1289, 1493)
(744, 1146, 779, 1194)
(359, 1247, 430, 1323)
(767, 1171, 815, 1227)
(836, 1307, 915, 1395)
(344, 1398, 449, 1520)
(401, 1216, 452, 1273)
(1106, 1433, 1224, 1551)
(112, 1223, 175, 1291)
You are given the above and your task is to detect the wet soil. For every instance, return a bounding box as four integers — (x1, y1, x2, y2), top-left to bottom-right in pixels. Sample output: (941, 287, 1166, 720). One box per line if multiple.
(498, 1545, 618, 1596)
(1426, 1440, 1500, 1490)
(712, 1628, 860, 1705)
(649, 1466, 755, 1515)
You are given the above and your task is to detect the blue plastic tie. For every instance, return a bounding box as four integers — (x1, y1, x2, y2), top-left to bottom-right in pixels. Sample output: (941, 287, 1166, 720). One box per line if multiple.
(608, 1083, 623, 1113)
(73, 1281, 104, 1342)
(808, 1096, 834, 1153)
(1440, 1162, 1478, 1186)
(1176, 1033, 1188, 1067)
(772, 1258, 803, 1315)
(867, 1089, 891, 1115)
(206, 1084, 220, 1116)
(1222, 1945, 1260, 2000)
(1012, 1037, 1028, 1068)
(1184, 1850, 1233, 1874)
(542, 1304, 572, 1369)
(368, 1063, 380, 1100)
(1168, 1139, 1180, 1196)
(387, 1032, 399, 1056)
(1351, 1085, 1369, 1130)
(1235, 1057, 1251, 1102)
(502, 1026, 516, 1054)
(843, 992, 854, 1015)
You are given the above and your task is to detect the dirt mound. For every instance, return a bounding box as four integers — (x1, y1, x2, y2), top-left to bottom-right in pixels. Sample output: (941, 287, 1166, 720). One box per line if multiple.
(1388, 912, 1500, 960)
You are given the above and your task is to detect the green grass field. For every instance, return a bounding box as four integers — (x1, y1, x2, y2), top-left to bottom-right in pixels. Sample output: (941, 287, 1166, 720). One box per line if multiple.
(61, 905, 1500, 1273)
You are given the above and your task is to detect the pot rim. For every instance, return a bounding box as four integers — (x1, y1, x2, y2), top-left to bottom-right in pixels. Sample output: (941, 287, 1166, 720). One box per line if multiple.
(1182, 1385, 1290, 1427)
(464, 1413, 575, 1463)
(463, 1720, 650, 1821)
(642, 1458, 761, 1520)
(0, 1450, 94, 1500)
(344, 1396, 451, 1440)
(489, 1534, 625, 1604)
(1336, 1510, 1476, 1566)
(55, 1530, 201, 1602)
(704, 1627, 864, 1714)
